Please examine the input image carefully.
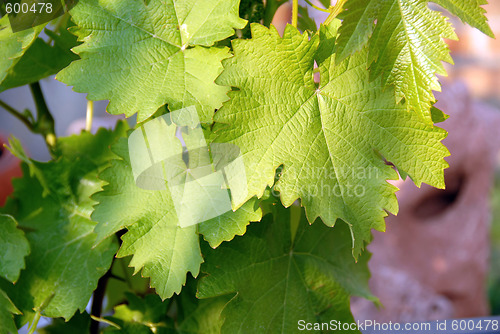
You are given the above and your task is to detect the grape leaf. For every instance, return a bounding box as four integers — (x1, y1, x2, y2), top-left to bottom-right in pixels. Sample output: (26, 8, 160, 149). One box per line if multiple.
(0, 214, 30, 283)
(367, 0, 457, 123)
(57, 0, 246, 123)
(337, 0, 493, 61)
(0, 16, 43, 84)
(198, 204, 376, 334)
(91, 134, 202, 299)
(0, 125, 127, 321)
(0, 289, 20, 334)
(337, 0, 492, 122)
(92, 127, 261, 298)
(432, 0, 494, 37)
(335, 0, 380, 62)
(0, 19, 80, 92)
(213, 23, 449, 257)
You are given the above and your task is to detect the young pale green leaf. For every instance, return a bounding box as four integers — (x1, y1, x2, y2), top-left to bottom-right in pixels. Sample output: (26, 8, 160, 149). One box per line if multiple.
(432, 0, 494, 37)
(335, 0, 380, 62)
(0, 214, 30, 283)
(198, 204, 376, 334)
(0, 289, 20, 334)
(336, 0, 494, 122)
(0, 126, 127, 322)
(336, 0, 493, 122)
(368, 0, 457, 123)
(214, 23, 449, 258)
(0, 16, 44, 85)
(57, 0, 246, 122)
(92, 130, 260, 299)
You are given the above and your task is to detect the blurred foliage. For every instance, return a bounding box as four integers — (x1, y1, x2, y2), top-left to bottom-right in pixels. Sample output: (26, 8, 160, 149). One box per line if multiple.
(489, 171, 500, 315)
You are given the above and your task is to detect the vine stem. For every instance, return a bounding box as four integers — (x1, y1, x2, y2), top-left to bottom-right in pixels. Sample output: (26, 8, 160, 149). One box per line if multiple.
(90, 271, 111, 334)
(304, 0, 331, 13)
(27, 312, 41, 334)
(0, 100, 34, 130)
(324, 0, 347, 26)
(86, 100, 94, 132)
(292, 0, 299, 27)
(29, 82, 56, 149)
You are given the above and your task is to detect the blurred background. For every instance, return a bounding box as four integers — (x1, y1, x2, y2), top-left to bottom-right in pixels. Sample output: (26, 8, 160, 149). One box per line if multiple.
(1, 0, 500, 328)
(443, 1, 500, 318)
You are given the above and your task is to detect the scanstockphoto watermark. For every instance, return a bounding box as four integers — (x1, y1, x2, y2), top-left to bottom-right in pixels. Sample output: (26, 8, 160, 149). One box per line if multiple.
(298, 320, 419, 332)
(297, 319, 500, 332)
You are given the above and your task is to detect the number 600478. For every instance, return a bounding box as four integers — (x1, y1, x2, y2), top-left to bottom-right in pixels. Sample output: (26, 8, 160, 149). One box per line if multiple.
(5, 2, 53, 14)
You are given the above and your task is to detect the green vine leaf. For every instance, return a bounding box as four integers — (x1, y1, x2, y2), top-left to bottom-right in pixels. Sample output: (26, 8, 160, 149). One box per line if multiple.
(57, 0, 247, 123)
(336, 0, 493, 122)
(214, 23, 449, 258)
(0, 16, 44, 85)
(0, 125, 127, 321)
(92, 135, 203, 300)
(92, 129, 261, 299)
(0, 214, 30, 283)
(198, 204, 376, 334)
(0, 289, 20, 334)
(367, 0, 457, 123)
(0, 19, 80, 92)
(335, 0, 380, 62)
(432, 0, 494, 37)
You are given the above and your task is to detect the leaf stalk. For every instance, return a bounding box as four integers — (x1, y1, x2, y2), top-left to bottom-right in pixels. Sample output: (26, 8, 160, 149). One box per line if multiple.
(304, 0, 331, 13)
(324, 0, 347, 26)
(29, 82, 57, 150)
(86, 100, 94, 132)
(0, 100, 34, 131)
(292, 0, 299, 27)
(27, 312, 41, 334)
(90, 271, 111, 334)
